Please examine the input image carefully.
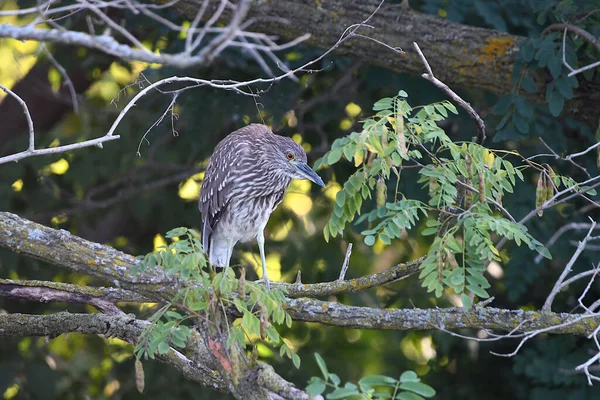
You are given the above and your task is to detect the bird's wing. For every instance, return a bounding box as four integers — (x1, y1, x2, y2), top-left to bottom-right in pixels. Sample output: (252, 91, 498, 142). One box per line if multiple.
(199, 124, 273, 253)
(199, 145, 233, 253)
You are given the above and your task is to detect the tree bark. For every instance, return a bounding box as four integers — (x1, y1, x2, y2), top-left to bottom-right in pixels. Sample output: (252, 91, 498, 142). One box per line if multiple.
(2, 211, 600, 397)
(169, 0, 600, 126)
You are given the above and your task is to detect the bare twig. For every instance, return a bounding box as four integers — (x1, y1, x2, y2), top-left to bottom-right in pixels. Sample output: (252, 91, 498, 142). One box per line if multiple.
(0, 83, 115, 164)
(339, 243, 353, 280)
(543, 220, 597, 312)
(413, 42, 486, 143)
(535, 222, 600, 263)
(0, 83, 35, 151)
(543, 23, 600, 53)
(545, 23, 600, 78)
(40, 44, 79, 114)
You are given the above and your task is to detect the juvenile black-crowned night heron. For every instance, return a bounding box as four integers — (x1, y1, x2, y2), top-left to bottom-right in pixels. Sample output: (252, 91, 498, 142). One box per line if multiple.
(199, 124, 325, 287)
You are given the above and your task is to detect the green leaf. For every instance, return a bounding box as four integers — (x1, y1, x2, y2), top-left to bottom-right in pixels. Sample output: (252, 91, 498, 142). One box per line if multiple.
(399, 371, 419, 383)
(514, 96, 534, 118)
(380, 233, 391, 245)
(519, 40, 534, 62)
(492, 95, 513, 115)
(547, 55, 562, 79)
(329, 373, 341, 386)
(547, 88, 564, 117)
(166, 311, 182, 319)
(521, 75, 536, 93)
(461, 293, 473, 310)
(398, 90, 408, 98)
(443, 101, 458, 114)
(327, 387, 361, 399)
(513, 113, 529, 134)
(421, 227, 438, 236)
(554, 76, 574, 99)
(165, 227, 187, 238)
(399, 382, 436, 398)
(396, 392, 425, 400)
(328, 148, 344, 165)
(157, 342, 170, 354)
(535, 245, 552, 260)
(335, 190, 346, 207)
(364, 235, 376, 246)
(373, 97, 393, 111)
(292, 354, 301, 369)
(466, 284, 490, 299)
(315, 353, 329, 380)
(306, 381, 326, 397)
(359, 375, 396, 391)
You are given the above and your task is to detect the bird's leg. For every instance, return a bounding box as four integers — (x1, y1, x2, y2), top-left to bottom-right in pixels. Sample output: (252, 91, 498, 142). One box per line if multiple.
(226, 239, 234, 268)
(256, 230, 271, 289)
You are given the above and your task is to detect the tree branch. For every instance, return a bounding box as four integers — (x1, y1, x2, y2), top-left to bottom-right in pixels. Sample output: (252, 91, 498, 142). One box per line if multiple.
(0, 211, 177, 298)
(0, 312, 307, 399)
(285, 298, 600, 336)
(0, 211, 421, 299)
(413, 42, 486, 143)
(168, 0, 600, 125)
(0, 279, 150, 314)
(0, 312, 228, 391)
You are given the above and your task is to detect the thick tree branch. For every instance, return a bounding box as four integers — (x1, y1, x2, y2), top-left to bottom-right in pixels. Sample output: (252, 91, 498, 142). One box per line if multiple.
(168, 0, 600, 125)
(0, 211, 177, 298)
(0, 312, 306, 399)
(0, 279, 150, 314)
(0, 211, 421, 298)
(0, 312, 227, 391)
(285, 298, 600, 336)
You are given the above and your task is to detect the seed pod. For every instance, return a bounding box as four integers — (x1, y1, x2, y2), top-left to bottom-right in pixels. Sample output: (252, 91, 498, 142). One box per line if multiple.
(135, 360, 145, 393)
(535, 172, 544, 216)
(465, 153, 472, 177)
(396, 115, 408, 158)
(547, 166, 558, 187)
(478, 171, 485, 203)
(429, 176, 439, 197)
(238, 267, 245, 298)
(457, 178, 466, 208)
(381, 124, 389, 147)
(544, 175, 554, 207)
(230, 346, 240, 385)
(260, 303, 268, 340)
(376, 177, 386, 208)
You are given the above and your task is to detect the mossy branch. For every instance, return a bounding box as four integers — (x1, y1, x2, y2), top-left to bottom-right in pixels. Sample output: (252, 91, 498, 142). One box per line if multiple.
(285, 298, 600, 336)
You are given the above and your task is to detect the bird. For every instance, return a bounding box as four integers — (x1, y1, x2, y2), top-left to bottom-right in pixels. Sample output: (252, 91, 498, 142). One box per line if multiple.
(199, 124, 325, 288)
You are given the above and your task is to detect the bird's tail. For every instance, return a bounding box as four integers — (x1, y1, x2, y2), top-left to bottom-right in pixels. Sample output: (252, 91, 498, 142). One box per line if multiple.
(208, 237, 232, 268)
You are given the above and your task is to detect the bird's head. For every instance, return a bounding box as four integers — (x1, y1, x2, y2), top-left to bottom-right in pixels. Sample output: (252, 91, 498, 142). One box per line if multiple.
(273, 136, 325, 188)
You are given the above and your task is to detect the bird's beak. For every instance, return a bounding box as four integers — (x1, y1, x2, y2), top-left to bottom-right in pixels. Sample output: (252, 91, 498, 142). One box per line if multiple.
(295, 162, 325, 188)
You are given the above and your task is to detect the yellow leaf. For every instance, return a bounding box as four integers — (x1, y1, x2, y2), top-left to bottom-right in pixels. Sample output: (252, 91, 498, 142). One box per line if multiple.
(345, 102, 361, 117)
(11, 179, 23, 192)
(153, 234, 167, 252)
(49, 158, 69, 175)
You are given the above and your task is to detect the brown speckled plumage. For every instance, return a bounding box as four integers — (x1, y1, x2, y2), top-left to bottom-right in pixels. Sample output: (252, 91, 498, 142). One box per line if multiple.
(199, 124, 324, 286)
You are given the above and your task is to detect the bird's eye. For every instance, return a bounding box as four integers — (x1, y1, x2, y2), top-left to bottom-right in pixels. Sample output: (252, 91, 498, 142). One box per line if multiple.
(286, 152, 295, 161)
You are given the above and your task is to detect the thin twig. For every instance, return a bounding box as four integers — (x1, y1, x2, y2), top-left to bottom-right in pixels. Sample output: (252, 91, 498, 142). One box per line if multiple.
(413, 42, 486, 144)
(543, 220, 597, 312)
(40, 44, 79, 114)
(339, 243, 353, 280)
(0, 83, 35, 151)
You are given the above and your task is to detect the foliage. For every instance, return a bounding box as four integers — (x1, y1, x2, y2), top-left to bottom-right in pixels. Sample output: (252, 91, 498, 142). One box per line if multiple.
(306, 353, 436, 399)
(318, 92, 560, 306)
(1, 0, 599, 399)
(132, 228, 299, 368)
